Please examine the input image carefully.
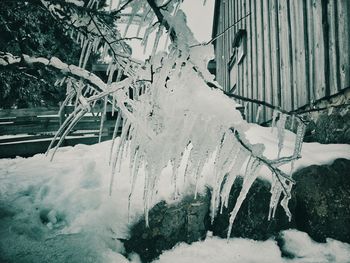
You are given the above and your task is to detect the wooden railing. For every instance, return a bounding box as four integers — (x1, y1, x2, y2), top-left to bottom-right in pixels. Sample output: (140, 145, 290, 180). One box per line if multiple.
(0, 105, 119, 158)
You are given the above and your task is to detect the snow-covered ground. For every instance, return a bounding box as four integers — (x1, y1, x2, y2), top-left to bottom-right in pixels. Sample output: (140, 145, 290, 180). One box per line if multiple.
(1, 124, 350, 262)
(155, 230, 350, 263)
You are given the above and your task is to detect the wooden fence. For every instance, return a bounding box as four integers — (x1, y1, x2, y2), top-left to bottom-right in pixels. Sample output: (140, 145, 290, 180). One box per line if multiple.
(212, 0, 350, 123)
(0, 106, 119, 158)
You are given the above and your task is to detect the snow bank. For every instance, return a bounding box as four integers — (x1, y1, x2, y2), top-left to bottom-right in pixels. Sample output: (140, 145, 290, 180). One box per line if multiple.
(1, 124, 349, 262)
(154, 230, 350, 263)
(0, 141, 145, 262)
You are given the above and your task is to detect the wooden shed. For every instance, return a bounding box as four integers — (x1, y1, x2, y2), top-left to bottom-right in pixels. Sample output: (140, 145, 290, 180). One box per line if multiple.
(212, 0, 350, 123)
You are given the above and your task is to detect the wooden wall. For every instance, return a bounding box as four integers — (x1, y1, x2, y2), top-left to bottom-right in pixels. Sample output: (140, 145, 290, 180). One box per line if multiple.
(213, 0, 350, 123)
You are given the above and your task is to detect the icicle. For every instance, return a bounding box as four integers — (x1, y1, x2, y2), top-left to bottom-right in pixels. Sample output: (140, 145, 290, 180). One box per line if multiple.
(102, 42, 109, 59)
(47, 106, 82, 156)
(109, 120, 131, 195)
(123, 6, 137, 38)
(82, 41, 92, 69)
(142, 24, 157, 54)
(290, 114, 295, 131)
(289, 120, 306, 173)
(108, 63, 116, 84)
(111, 93, 116, 116)
(276, 113, 287, 158)
(163, 30, 171, 50)
(83, 86, 90, 97)
(293, 120, 306, 157)
(92, 37, 101, 53)
(128, 148, 140, 221)
(136, 7, 150, 37)
(98, 96, 108, 143)
(50, 108, 88, 161)
(220, 147, 249, 210)
(268, 174, 283, 220)
(255, 105, 262, 123)
(116, 68, 123, 82)
(115, 0, 121, 10)
(271, 109, 278, 131)
(109, 111, 122, 164)
(244, 102, 248, 120)
(76, 32, 81, 44)
(227, 156, 261, 238)
(79, 38, 88, 68)
(123, 60, 131, 78)
(280, 180, 293, 221)
(151, 26, 163, 58)
(109, 0, 113, 12)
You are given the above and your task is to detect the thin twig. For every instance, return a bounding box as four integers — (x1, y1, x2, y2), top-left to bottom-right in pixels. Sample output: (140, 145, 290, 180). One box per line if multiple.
(207, 13, 251, 45)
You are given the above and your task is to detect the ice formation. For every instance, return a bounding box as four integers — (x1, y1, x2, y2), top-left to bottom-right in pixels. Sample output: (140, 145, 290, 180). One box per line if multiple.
(42, 0, 305, 236)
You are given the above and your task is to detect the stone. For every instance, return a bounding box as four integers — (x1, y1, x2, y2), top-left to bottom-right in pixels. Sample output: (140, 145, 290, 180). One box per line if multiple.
(124, 192, 210, 262)
(304, 108, 350, 144)
(292, 158, 350, 243)
(211, 177, 295, 240)
(125, 159, 350, 261)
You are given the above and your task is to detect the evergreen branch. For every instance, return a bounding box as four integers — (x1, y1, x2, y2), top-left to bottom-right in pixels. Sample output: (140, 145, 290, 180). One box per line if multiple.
(0, 51, 106, 91)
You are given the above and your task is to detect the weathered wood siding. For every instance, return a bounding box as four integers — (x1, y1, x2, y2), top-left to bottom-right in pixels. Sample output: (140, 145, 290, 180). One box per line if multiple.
(213, 0, 350, 123)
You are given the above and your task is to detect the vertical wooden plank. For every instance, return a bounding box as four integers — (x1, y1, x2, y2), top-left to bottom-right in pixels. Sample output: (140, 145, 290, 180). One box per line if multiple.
(237, 0, 242, 100)
(278, 0, 293, 111)
(327, 0, 341, 95)
(270, 0, 281, 108)
(263, 0, 272, 120)
(338, 0, 350, 91)
(228, 0, 232, 59)
(293, 0, 309, 107)
(256, 0, 265, 122)
(223, 0, 226, 89)
(306, 0, 315, 102)
(312, 0, 327, 100)
(251, 0, 258, 122)
(242, 0, 247, 102)
(218, 1, 224, 87)
(246, 0, 253, 122)
(223, 0, 227, 91)
(234, 0, 240, 97)
(289, 0, 298, 110)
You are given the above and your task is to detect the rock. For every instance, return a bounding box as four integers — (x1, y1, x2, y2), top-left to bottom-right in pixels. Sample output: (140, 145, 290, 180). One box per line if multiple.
(211, 177, 295, 240)
(124, 192, 210, 262)
(125, 159, 350, 261)
(304, 109, 350, 144)
(292, 158, 350, 243)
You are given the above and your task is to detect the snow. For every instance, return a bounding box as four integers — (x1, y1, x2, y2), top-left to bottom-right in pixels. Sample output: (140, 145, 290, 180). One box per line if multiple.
(244, 124, 350, 181)
(155, 230, 350, 263)
(0, 141, 144, 262)
(1, 130, 350, 261)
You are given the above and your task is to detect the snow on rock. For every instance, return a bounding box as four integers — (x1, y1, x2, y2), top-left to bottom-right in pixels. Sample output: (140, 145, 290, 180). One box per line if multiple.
(154, 230, 350, 263)
(245, 124, 350, 182)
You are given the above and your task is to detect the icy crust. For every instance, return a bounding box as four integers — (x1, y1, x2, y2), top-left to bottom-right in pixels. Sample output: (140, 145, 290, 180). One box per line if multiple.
(154, 230, 350, 263)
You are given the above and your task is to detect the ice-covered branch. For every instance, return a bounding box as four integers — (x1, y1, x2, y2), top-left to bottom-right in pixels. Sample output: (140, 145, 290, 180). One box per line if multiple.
(231, 129, 296, 186)
(0, 51, 106, 91)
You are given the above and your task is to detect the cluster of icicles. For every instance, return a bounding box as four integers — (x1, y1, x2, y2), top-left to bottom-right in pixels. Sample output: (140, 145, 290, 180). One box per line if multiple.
(45, 0, 306, 237)
(47, 49, 305, 239)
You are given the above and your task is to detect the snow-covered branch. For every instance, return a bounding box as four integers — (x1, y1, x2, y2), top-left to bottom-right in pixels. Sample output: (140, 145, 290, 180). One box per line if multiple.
(0, 51, 106, 91)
